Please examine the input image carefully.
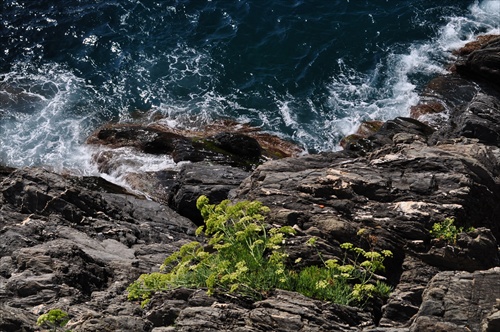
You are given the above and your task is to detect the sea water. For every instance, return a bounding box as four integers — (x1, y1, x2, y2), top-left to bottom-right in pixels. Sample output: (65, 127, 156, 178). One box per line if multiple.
(1, 0, 499, 175)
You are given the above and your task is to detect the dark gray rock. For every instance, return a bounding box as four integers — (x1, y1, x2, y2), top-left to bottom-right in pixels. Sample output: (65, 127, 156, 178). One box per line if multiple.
(165, 289, 372, 332)
(0, 167, 197, 331)
(379, 256, 440, 327)
(169, 162, 250, 225)
(456, 37, 500, 88)
(343, 117, 435, 156)
(0, 305, 36, 332)
(410, 74, 480, 128)
(420, 227, 500, 271)
(233, 139, 500, 244)
(409, 267, 500, 332)
(211, 132, 262, 159)
(230, 135, 500, 329)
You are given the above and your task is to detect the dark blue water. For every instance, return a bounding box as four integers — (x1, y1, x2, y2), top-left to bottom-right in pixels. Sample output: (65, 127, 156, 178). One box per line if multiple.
(1, 0, 499, 172)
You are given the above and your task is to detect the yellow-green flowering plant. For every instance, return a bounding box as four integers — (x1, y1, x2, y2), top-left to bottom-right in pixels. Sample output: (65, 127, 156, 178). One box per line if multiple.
(430, 217, 474, 244)
(127, 196, 392, 307)
(37, 309, 71, 332)
(293, 238, 392, 305)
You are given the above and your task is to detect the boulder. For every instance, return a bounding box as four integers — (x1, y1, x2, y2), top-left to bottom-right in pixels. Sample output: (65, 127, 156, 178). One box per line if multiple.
(342, 117, 434, 156)
(420, 227, 500, 271)
(445, 91, 500, 146)
(168, 162, 250, 225)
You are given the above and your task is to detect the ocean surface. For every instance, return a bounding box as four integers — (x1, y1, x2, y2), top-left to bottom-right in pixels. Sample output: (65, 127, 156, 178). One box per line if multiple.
(1, 0, 499, 176)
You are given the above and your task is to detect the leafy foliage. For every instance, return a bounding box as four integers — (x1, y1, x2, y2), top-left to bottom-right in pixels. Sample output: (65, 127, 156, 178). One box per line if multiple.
(37, 309, 70, 332)
(430, 217, 473, 244)
(127, 196, 392, 307)
(295, 239, 393, 305)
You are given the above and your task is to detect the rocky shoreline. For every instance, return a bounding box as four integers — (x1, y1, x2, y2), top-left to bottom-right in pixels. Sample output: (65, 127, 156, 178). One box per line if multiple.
(1, 36, 500, 331)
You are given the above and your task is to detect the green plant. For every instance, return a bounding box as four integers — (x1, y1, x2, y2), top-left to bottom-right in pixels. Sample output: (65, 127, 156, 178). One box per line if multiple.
(36, 309, 70, 332)
(127, 196, 291, 303)
(127, 196, 392, 307)
(294, 239, 393, 305)
(430, 217, 473, 244)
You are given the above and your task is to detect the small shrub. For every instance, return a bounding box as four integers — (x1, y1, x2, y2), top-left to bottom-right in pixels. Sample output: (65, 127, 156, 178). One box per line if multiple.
(430, 217, 473, 244)
(127, 196, 392, 307)
(36, 309, 70, 332)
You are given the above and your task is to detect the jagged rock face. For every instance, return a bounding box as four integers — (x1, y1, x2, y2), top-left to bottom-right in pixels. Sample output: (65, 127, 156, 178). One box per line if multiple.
(230, 136, 500, 329)
(409, 267, 500, 332)
(232, 139, 500, 243)
(142, 289, 372, 332)
(168, 162, 250, 225)
(0, 167, 197, 331)
(456, 37, 500, 88)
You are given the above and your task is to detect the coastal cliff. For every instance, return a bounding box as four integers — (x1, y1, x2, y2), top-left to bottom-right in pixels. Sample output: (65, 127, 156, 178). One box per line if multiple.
(1, 36, 500, 332)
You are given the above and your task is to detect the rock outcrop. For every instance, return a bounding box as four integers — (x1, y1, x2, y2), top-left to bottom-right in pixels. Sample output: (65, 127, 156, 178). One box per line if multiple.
(409, 267, 500, 332)
(0, 167, 197, 332)
(87, 120, 303, 170)
(1, 36, 499, 331)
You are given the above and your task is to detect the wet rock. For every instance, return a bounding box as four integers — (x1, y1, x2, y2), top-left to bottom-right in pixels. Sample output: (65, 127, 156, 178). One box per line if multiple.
(342, 117, 434, 155)
(410, 100, 445, 119)
(453, 34, 500, 56)
(340, 120, 384, 151)
(88, 124, 188, 154)
(410, 75, 480, 128)
(88, 121, 302, 172)
(211, 132, 262, 159)
(456, 36, 500, 88)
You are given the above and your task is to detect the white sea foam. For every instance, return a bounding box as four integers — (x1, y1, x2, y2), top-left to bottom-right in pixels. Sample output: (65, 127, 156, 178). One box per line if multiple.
(0, 63, 97, 174)
(438, 0, 500, 52)
(313, 0, 500, 151)
(1, 0, 498, 176)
